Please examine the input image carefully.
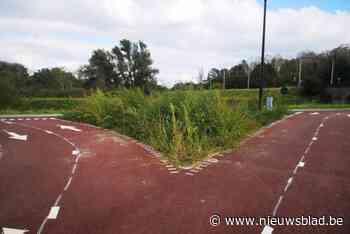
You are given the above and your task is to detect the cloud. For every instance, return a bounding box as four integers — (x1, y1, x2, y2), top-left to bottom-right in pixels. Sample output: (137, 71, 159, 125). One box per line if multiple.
(0, 0, 349, 87)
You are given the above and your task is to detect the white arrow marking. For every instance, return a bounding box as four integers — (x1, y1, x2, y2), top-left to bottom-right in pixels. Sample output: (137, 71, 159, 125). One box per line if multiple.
(59, 125, 82, 132)
(3, 130, 27, 141)
(261, 225, 274, 234)
(2, 227, 29, 234)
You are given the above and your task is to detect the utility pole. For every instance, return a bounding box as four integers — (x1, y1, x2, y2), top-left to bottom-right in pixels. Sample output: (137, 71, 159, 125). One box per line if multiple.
(247, 70, 250, 89)
(259, 0, 267, 110)
(223, 70, 226, 90)
(330, 50, 336, 86)
(298, 58, 302, 88)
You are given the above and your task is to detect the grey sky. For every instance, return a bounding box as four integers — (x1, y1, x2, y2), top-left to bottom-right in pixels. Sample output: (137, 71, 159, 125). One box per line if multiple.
(1, 0, 349, 87)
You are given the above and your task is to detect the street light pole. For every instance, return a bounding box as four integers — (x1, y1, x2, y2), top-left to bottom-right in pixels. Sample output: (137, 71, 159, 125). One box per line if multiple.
(259, 0, 267, 110)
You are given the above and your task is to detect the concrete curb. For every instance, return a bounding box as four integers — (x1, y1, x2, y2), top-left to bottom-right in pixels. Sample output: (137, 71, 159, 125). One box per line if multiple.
(0, 114, 63, 118)
(290, 108, 350, 112)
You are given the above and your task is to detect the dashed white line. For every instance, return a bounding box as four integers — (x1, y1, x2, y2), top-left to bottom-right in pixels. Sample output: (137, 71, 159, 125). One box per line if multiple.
(261, 225, 274, 234)
(267, 114, 330, 223)
(54, 194, 63, 206)
(64, 177, 73, 191)
(72, 164, 78, 174)
(272, 195, 284, 216)
(47, 206, 60, 219)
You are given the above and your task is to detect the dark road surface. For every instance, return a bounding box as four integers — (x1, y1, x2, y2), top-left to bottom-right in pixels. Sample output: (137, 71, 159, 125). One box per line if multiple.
(0, 111, 349, 234)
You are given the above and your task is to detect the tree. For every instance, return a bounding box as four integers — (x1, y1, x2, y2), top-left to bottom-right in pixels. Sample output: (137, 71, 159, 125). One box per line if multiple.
(30, 67, 79, 90)
(0, 61, 28, 91)
(0, 71, 20, 108)
(111, 39, 159, 89)
(79, 49, 117, 89)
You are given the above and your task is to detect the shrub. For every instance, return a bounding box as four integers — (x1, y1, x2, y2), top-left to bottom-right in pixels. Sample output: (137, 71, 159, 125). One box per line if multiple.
(64, 89, 286, 165)
(0, 74, 20, 109)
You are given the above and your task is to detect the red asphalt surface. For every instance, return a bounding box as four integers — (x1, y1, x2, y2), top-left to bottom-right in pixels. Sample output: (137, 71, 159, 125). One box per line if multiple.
(0, 111, 349, 234)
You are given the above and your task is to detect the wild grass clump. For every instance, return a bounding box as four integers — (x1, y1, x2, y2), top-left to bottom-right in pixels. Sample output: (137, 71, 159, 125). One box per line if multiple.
(65, 89, 286, 165)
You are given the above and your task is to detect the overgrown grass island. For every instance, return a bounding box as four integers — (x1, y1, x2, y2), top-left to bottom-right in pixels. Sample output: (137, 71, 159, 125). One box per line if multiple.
(62, 89, 287, 166)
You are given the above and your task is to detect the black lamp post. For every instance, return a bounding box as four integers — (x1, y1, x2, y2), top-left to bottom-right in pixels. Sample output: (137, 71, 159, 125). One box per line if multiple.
(259, 0, 267, 110)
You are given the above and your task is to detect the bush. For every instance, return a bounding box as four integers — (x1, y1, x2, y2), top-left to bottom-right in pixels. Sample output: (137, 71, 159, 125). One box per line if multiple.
(17, 98, 84, 111)
(280, 86, 288, 95)
(0, 74, 20, 109)
(64, 89, 288, 165)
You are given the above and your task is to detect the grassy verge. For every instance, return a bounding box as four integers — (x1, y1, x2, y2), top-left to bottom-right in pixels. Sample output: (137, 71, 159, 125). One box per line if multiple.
(0, 98, 84, 115)
(288, 103, 350, 109)
(64, 89, 288, 166)
(0, 109, 65, 115)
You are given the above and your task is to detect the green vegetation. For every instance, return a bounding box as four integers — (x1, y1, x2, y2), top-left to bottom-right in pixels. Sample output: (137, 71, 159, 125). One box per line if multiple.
(64, 89, 287, 166)
(1, 40, 348, 165)
(0, 98, 84, 115)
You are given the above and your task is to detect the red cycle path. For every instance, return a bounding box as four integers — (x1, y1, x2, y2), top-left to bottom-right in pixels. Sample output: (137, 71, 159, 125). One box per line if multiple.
(0, 111, 349, 234)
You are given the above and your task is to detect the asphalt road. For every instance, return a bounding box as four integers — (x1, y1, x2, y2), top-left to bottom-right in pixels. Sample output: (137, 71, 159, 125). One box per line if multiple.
(0, 111, 349, 234)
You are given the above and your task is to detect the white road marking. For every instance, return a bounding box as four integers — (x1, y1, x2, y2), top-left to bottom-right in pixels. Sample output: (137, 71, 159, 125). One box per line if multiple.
(59, 125, 82, 132)
(3, 130, 27, 141)
(170, 171, 179, 174)
(272, 195, 284, 216)
(206, 158, 219, 163)
(293, 166, 298, 175)
(2, 227, 29, 234)
(167, 167, 177, 171)
(310, 112, 319, 115)
(64, 177, 73, 191)
(10, 121, 81, 234)
(269, 114, 330, 219)
(45, 130, 54, 134)
(261, 225, 274, 234)
(72, 150, 80, 155)
(190, 169, 199, 173)
(185, 172, 194, 176)
(54, 194, 63, 206)
(47, 206, 60, 219)
(72, 164, 78, 174)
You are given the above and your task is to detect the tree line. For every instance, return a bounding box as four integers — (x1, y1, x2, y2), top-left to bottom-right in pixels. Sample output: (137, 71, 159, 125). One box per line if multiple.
(0, 39, 161, 102)
(173, 44, 350, 97)
(1, 40, 349, 105)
